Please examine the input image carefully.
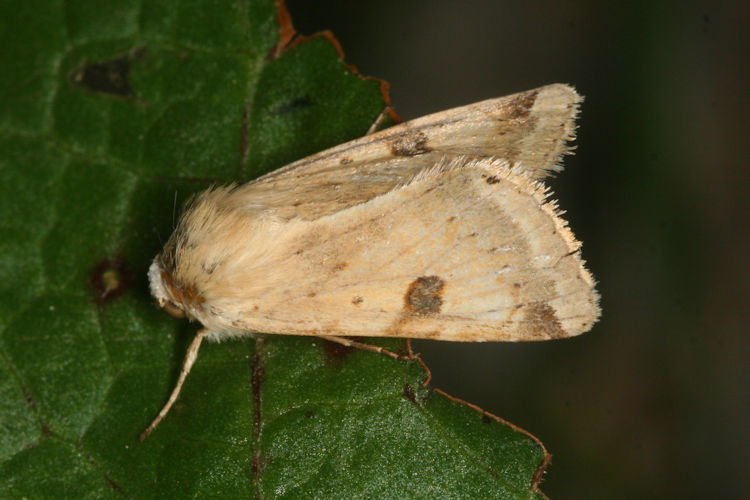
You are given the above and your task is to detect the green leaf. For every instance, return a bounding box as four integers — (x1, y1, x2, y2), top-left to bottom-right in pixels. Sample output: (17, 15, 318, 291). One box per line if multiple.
(0, 0, 548, 497)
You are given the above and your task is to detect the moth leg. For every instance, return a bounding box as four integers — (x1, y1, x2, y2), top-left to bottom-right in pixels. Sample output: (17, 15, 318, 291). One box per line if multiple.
(139, 328, 209, 442)
(319, 335, 413, 361)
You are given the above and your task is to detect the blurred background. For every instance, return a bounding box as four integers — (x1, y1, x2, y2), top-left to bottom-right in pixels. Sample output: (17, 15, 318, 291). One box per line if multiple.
(287, 1, 748, 498)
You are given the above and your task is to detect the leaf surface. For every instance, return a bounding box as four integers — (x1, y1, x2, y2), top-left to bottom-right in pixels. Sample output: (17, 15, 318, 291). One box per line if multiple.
(0, 1, 547, 497)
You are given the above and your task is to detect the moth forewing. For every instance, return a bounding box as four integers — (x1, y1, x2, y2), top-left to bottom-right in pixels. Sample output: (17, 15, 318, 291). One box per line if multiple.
(180, 157, 598, 342)
(238, 84, 582, 221)
(143, 84, 600, 439)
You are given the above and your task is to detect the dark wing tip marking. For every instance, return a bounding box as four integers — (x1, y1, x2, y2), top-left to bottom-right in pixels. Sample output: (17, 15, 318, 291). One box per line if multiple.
(522, 301, 567, 339)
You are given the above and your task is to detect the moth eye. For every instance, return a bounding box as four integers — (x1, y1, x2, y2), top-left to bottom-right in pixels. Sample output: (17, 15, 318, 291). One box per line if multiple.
(161, 300, 186, 318)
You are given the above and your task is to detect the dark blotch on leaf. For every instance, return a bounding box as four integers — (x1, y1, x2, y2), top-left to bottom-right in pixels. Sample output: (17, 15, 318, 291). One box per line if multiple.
(69, 48, 143, 98)
(403, 383, 417, 404)
(89, 258, 129, 305)
(271, 95, 312, 115)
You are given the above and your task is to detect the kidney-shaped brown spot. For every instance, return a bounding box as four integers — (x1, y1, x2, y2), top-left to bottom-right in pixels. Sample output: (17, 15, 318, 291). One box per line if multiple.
(404, 276, 445, 315)
(390, 131, 432, 157)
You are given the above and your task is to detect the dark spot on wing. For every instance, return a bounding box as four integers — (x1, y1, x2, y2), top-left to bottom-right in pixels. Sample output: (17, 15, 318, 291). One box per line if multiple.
(271, 95, 312, 115)
(90, 258, 129, 305)
(69, 48, 143, 98)
(486, 175, 500, 184)
(390, 131, 432, 157)
(352, 296, 363, 305)
(339, 157, 353, 165)
(522, 301, 566, 339)
(404, 276, 445, 315)
(332, 262, 348, 272)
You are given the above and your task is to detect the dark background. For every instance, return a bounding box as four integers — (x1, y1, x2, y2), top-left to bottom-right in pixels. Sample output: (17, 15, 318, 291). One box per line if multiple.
(287, 1, 748, 498)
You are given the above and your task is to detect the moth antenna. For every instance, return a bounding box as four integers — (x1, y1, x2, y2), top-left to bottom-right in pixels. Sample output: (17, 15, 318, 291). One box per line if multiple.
(319, 335, 414, 361)
(172, 190, 178, 228)
(139, 328, 209, 442)
(365, 106, 393, 135)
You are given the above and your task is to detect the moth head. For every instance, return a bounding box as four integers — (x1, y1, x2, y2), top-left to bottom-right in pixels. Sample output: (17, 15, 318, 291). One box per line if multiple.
(148, 258, 188, 319)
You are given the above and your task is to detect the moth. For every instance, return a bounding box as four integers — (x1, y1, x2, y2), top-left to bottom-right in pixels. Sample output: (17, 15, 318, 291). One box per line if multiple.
(141, 83, 600, 440)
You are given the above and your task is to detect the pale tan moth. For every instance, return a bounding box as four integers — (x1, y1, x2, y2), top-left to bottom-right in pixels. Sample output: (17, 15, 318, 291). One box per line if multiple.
(141, 83, 600, 441)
